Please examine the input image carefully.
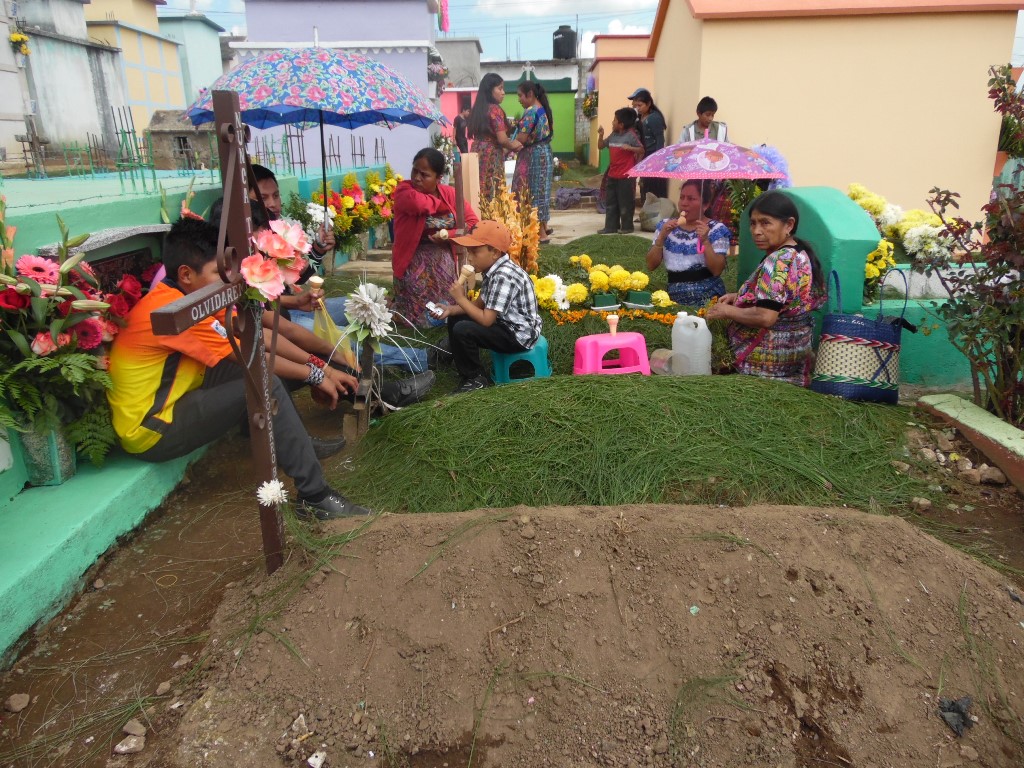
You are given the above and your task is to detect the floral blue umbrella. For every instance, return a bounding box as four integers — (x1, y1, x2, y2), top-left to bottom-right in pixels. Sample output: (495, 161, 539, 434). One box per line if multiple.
(185, 47, 445, 225)
(185, 48, 446, 129)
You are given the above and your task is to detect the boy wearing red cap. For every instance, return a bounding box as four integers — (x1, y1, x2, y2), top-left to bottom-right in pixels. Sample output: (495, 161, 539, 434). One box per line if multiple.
(438, 220, 541, 394)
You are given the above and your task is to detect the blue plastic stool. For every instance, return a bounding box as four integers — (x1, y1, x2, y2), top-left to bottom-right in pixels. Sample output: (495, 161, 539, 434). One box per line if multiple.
(491, 336, 552, 384)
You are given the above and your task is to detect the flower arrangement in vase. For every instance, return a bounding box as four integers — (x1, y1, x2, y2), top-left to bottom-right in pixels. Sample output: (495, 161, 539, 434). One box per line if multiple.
(0, 201, 120, 471)
(8, 31, 29, 56)
(582, 93, 598, 120)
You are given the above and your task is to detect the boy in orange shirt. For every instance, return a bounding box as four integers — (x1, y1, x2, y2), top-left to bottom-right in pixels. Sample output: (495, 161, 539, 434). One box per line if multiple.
(108, 217, 370, 521)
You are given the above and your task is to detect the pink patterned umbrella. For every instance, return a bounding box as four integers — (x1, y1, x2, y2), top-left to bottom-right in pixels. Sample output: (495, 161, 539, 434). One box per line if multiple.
(628, 139, 786, 180)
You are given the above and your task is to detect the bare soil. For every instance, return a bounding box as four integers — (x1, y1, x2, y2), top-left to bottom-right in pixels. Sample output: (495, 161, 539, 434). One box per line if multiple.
(146, 503, 1024, 768)
(2, 420, 1023, 768)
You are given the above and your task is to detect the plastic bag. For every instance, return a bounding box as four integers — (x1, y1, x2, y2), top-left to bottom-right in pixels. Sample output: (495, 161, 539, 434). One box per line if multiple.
(312, 300, 357, 368)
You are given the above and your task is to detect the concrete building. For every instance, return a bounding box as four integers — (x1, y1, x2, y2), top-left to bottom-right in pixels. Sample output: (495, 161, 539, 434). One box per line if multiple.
(85, 0, 186, 131)
(435, 36, 481, 88)
(586, 34, 654, 167)
(0, 0, 27, 169)
(233, 0, 443, 176)
(1, 0, 127, 172)
(157, 12, 225, 105)
(649, 0, 1019, 215)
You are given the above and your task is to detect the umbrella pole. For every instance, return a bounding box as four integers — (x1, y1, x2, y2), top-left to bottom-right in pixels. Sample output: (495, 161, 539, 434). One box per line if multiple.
(319, 111, 328, 224)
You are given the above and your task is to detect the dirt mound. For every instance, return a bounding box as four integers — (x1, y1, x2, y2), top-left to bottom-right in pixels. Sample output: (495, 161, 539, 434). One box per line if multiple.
(156, 505, 1024, 768)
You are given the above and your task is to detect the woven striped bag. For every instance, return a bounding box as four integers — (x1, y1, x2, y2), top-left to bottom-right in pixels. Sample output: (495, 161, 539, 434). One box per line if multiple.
(811, 270, 909, 404)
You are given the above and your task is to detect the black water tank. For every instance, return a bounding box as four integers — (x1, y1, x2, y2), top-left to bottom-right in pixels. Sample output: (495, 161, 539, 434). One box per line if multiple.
(553, 25, 576, 60)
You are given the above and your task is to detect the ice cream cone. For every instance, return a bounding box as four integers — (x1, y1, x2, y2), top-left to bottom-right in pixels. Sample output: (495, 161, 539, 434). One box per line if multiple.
(457, 264, 475, 287)
(607, 314, 619, 335)
(306, 275, 324, 291)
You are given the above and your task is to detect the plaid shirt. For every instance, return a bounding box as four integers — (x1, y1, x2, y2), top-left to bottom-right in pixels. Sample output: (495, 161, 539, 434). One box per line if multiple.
(480, 254, 542, 349)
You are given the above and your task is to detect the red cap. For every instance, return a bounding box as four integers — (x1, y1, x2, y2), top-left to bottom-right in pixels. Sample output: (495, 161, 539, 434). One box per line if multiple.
(452, 220, 512, 253)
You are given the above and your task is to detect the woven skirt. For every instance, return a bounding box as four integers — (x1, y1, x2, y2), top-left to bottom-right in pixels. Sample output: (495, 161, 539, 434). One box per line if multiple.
(667, 276, 727, 309)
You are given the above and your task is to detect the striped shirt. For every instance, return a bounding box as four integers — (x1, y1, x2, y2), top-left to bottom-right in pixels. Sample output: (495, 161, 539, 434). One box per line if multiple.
(480, 254, 542, 349)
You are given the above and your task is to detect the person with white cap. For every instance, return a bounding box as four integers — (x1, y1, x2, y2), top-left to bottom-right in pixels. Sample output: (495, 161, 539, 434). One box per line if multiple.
(628, 87, 668, 201)
(435, 220, 542, 394)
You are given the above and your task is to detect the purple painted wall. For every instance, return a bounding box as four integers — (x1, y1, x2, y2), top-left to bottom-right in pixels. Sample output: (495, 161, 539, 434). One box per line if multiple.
(245, 0, 432, 43)
(241, 0, 439, 177)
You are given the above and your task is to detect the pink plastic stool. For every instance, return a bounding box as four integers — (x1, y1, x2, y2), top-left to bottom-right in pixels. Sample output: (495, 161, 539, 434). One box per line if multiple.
(573, 332, 651, 376)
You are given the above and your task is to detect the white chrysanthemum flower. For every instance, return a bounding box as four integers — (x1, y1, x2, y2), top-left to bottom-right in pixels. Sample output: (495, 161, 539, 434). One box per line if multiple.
(878, 203, 903, 230)
(348, 282, 394, 338)
(547, 274, 569, 309)
(256, 479, 288, 506)
(904, 224, 953, 264)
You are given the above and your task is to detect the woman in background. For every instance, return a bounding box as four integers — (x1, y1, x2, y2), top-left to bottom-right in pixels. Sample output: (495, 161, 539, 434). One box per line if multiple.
(706, 191, 826, 386)
(512, 81, 554, 243)
(646, 180, 731, 308)
(468, 73, 522, 206)
(392, 147, 479, 328)
(629, 87, 667, 201)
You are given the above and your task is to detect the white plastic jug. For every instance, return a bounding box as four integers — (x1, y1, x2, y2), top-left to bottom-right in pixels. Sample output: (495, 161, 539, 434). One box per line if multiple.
(671, 311, 712, 375)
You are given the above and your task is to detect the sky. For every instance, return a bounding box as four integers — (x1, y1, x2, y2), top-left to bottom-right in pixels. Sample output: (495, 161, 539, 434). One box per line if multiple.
(157, 0, 660, 61)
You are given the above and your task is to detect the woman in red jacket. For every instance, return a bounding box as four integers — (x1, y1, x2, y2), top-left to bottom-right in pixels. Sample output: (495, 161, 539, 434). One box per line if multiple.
(392, 147, 479, 328)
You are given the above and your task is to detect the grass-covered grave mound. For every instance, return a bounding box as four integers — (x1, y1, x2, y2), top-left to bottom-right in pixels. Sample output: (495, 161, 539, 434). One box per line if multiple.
(330, 375, 924, 513)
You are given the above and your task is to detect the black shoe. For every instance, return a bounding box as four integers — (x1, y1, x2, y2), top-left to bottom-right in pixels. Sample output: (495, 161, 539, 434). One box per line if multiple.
(618, 228, 635, 234)
(427, 338, 453, 369)
(310, 434, 347, 460)
(452, 374, 491, 394)
(596, 228, 617, 235)
(297, 490, 371, 521)
(379, 371, 435, 408)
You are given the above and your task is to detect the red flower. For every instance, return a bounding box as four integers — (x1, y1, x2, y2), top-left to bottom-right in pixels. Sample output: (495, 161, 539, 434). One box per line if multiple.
(0, 287, 29, 310)
(118, 274, 143, 299)
(140, 263, 161, 284)
(56, 298, 74, 317)
(107, 293, 131, 318)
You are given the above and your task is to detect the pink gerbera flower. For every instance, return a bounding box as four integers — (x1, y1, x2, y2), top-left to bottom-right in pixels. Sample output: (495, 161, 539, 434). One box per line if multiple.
(16, 255, 60, 284)
(74, 317, 104, 350)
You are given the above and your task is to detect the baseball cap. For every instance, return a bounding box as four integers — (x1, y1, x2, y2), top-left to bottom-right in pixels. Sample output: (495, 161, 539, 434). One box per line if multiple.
(627, 87, 651, 100)
(452, 220, 512, 252)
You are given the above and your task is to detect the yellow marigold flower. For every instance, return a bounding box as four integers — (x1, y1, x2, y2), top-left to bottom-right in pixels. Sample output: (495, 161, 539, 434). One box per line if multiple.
(569, 255, 579, 264)
(651, 290, 672, 307)
(589, 271, 609, 291)
(579, 254, 592, 270)
(865, 263, 880, 279)
(592, 263, 610, 274)
(608, 270, 631, 291)
(629, 271, 649, 290)
(343, 196, 355, 209)
(565, 283, 588, 305)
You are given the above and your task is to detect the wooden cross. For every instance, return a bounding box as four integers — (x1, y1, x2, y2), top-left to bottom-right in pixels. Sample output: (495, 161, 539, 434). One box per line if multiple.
(151, 90, 285, 575)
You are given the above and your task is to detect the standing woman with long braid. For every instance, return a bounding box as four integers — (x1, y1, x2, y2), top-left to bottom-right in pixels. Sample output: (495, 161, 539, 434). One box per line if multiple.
(468, 73, 522, 206)
(512, 81, 554, 243)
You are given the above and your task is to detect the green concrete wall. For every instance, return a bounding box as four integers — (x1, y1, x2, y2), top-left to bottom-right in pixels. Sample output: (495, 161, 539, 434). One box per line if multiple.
(0, 432, 27, 506)
(4, 176, 224, 257)
(896, 299, 972, 388)
(500, 93, 575, 160)
(0, 448, 204, 664)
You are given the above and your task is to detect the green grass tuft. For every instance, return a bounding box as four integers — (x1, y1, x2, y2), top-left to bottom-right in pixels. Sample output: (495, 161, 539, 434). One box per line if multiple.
(331, 375, 924, 513)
